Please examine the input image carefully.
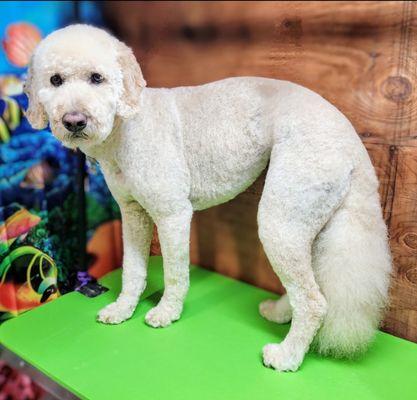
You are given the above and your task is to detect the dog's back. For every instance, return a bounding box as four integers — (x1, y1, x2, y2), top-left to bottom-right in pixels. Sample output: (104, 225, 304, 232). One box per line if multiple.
(169, 77, 365, 210)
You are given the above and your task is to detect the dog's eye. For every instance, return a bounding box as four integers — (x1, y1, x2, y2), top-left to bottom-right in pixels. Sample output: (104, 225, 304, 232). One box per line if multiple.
(50, 74, 63, 87)
(90, 73, 104, 84)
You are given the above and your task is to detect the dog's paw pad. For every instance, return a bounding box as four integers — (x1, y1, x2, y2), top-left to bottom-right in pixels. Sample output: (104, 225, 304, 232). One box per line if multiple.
(259, 299, 292, 324)
(262, 343, 303, 372)
(145, 303, 181, 328)
(97, 301, 134, 324)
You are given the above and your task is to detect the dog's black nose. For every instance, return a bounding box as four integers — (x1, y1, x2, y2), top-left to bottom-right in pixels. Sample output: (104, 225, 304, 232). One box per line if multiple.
(62, 112, 87, 133)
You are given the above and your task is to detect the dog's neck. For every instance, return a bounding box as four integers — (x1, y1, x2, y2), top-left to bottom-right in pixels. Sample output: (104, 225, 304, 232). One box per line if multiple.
(77, 116, 123, 166)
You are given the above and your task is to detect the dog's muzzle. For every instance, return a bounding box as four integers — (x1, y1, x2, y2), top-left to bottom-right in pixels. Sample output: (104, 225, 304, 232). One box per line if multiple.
(62, 112, 87, 133)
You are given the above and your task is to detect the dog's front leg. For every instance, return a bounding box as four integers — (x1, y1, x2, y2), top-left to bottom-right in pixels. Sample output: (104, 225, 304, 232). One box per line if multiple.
(145, 203, 193, 328)
(97, 201, 153, 324)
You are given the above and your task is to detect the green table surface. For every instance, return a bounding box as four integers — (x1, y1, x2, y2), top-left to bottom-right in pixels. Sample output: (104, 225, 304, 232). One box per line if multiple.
(1, 256, 417, 400)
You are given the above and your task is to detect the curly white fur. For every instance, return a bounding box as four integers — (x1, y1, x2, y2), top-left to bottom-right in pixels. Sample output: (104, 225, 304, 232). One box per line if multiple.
(25, 25, 392, 372)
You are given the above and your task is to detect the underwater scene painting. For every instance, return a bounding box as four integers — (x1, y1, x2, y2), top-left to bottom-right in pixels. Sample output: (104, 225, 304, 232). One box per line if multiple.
(0, 16, 122, 323)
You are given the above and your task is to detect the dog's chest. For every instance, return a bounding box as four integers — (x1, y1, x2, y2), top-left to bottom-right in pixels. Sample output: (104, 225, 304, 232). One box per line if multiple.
(100, 161, 136, 202)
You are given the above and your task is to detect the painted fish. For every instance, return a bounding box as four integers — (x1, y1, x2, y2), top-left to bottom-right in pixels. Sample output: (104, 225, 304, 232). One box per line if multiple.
(0, 75, 24, 96)
(2, 23, 42, 67)
(0, 246, 59, 315)
(0, 117, 10, 143)
(1, 96, 21, 130)
(20, 160, 54, 189)
(0, 96, 22, 143)
(0, 209, 41, 248)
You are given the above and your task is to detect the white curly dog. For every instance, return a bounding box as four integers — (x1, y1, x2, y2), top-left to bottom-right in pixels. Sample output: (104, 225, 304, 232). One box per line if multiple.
(25, 25, 392, 372)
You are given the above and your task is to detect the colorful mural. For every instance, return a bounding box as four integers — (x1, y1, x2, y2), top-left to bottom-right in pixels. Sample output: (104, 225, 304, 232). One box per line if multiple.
(0, 4, 122, 397)
(0, 7, 122, 322)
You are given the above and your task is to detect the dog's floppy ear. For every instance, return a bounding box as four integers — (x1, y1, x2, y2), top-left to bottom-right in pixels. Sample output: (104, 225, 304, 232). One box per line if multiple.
(116, 41, 146, 119)
(24, 54, 48, 129)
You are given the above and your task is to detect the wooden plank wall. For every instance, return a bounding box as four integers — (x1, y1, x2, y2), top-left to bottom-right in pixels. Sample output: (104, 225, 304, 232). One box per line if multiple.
(103, 1, 417, 343)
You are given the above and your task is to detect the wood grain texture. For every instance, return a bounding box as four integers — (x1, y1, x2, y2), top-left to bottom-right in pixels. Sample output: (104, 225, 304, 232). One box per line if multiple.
(384, 146, 417, 338)
(104, 1, 417, 342)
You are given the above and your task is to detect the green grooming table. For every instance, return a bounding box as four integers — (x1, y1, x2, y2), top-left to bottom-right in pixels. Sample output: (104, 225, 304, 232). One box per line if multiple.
(1, 256, 416, 400)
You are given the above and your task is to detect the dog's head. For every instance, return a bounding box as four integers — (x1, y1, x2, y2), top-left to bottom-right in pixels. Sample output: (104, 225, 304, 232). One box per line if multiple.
(24, 24, 146, 149)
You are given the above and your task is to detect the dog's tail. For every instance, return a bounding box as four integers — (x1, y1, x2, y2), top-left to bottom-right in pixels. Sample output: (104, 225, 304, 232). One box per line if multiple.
(312, 158, 392, 358)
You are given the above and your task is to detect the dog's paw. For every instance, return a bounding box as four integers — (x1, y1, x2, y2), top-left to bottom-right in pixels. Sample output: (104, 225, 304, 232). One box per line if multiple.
(259, 298, 292, 324)
(97, 301, 134, 324)
(262, 343, 304, 372)
(145, 302, 181, 328)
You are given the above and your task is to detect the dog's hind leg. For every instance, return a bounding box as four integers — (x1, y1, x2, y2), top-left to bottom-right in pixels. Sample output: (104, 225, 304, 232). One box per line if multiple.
(258, 144, 352, 371)
(259, 294, 292, 324)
